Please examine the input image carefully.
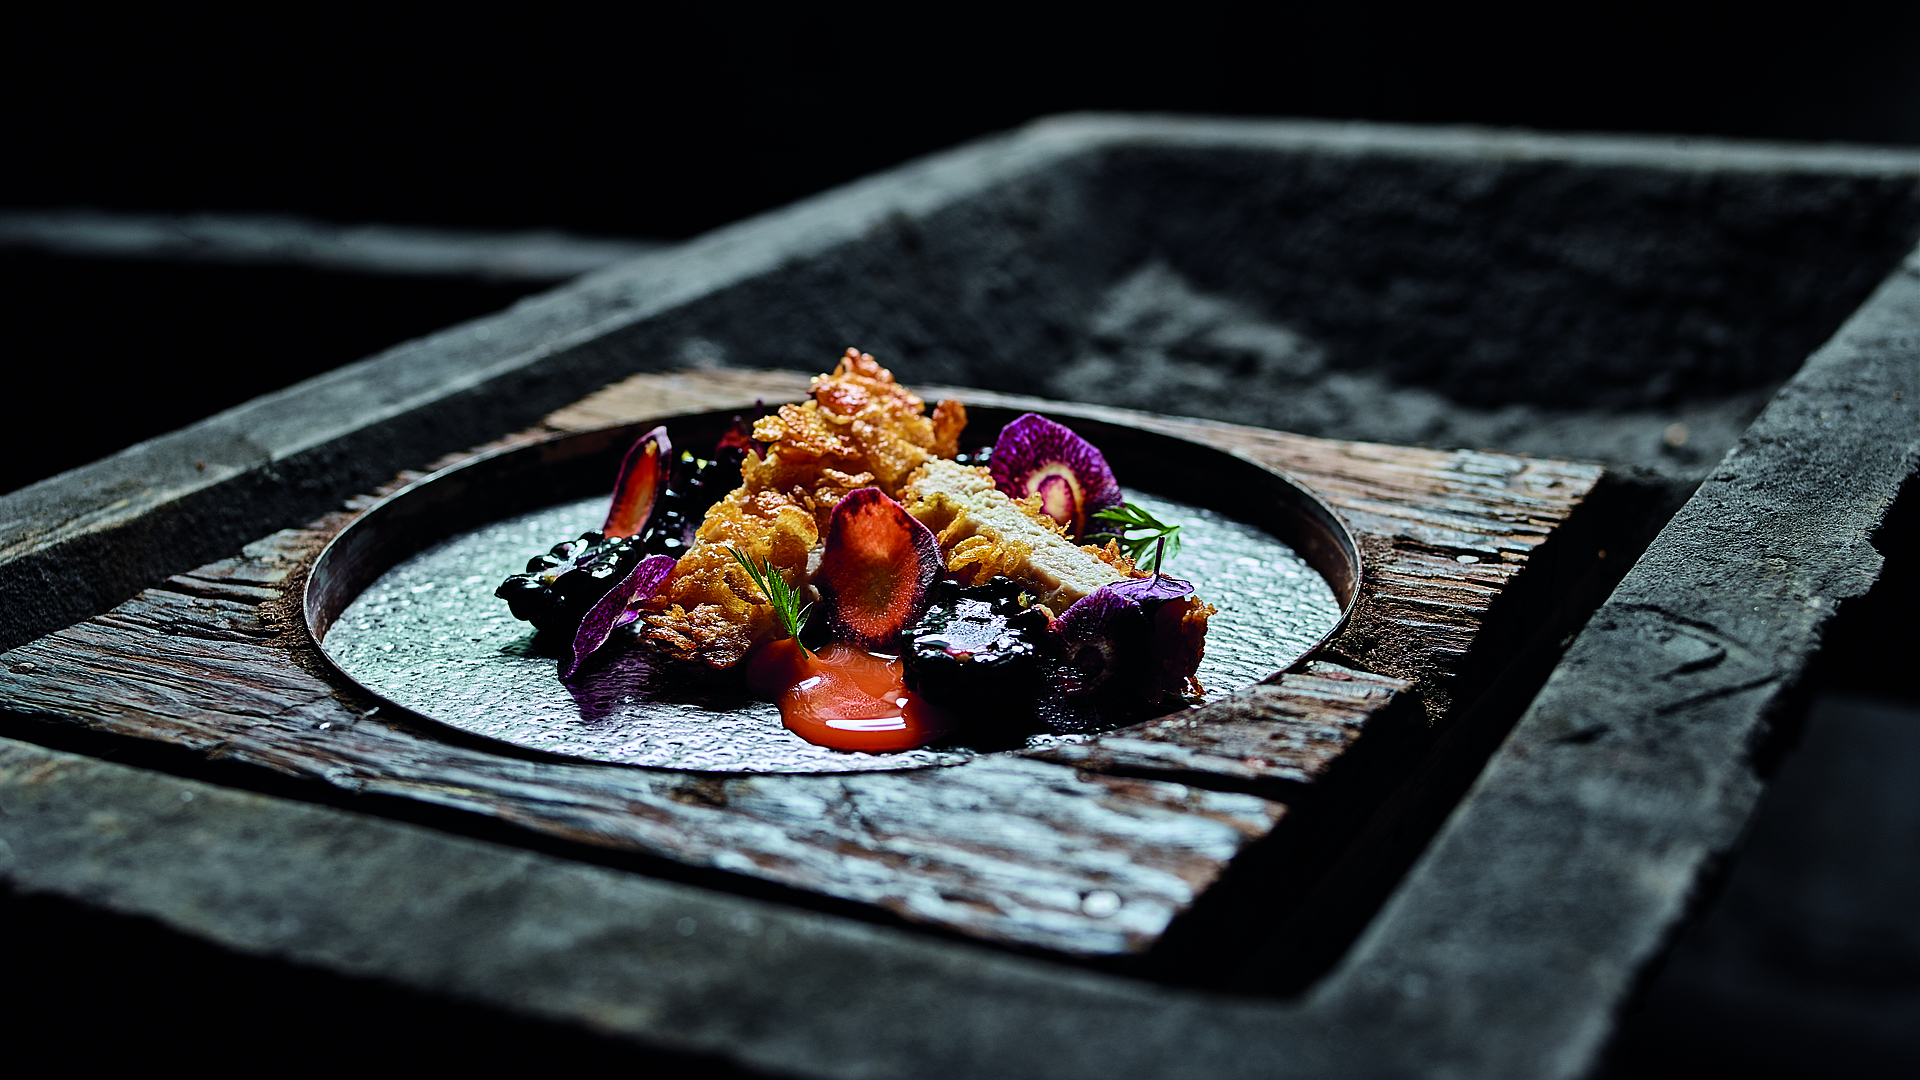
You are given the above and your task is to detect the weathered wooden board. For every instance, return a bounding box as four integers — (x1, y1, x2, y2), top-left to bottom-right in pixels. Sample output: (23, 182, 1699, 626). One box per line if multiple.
(0, 370, 1602, 957)
(1026, 662, 1414, 792)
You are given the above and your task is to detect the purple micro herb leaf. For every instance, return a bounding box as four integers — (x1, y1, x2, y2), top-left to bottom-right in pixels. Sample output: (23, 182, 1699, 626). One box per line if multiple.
(989, 413, 1122, 538)
(563, 554, 674, 678)
(603, 426, 671, 539)
(1105, 573, 1195, 604)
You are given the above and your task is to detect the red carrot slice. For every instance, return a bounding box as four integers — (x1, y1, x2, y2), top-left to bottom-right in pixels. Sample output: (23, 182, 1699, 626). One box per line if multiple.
(816, 487, 942, 649)
(603, 426, 670, 539)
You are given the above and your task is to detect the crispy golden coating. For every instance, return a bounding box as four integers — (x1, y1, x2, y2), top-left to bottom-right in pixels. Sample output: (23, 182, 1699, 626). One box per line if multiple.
(1082, 538, 1143, 578)
(640, 349, 966, 669)
(743, 349, 965, 516)
(637, 484, 817, 669)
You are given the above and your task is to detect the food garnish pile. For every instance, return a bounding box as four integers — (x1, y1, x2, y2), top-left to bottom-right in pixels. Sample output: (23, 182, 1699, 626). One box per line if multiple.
(496, 349, 1214, 753)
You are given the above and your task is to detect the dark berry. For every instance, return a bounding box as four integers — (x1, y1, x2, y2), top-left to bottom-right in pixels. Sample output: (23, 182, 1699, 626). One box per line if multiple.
(496, 435, 749, 636)
(637, 448, 744, 558)
(495, 530, 645, 633)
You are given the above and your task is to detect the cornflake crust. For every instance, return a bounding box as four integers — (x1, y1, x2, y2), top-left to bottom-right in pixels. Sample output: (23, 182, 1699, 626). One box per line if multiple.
(640, 349, 966, 669)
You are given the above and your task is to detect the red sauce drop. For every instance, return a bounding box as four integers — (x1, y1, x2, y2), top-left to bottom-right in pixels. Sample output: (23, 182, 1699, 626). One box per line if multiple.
(743, 638, 813, 699)
(748, 641, 953, 753)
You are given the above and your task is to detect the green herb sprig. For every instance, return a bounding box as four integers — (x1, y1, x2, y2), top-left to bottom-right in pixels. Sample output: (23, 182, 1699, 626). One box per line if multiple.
(730, 548, 813, 650)
(1090, 501, 1182, 572)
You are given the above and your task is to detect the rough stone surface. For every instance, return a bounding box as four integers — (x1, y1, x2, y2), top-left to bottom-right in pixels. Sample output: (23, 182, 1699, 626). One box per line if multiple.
(1309, 244, 1920, 1077)
(1049, 260, 1781, 488)
(0, 129, 1095, 651)
(7, 117, 1919, 651)
(4, 116, 1920, 1077)
(1600, 693, 1920, 1074)
(0, 736, 1303, 1079)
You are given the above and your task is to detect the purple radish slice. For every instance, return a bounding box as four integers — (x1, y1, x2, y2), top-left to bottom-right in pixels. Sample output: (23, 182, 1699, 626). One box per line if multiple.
(1105, 573, 1195, 604)
(816, 487, 943, 649)
(1048, 585, 1151, 698)
(603, 426, 671, 539)
(563, 553, 675, 678)
(989, 413, 1122, 538)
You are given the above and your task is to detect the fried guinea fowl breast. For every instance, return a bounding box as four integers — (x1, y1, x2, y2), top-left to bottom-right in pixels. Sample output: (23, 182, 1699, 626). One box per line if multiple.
(900, 457, 1128, 611)
(639, 349, 967, 669)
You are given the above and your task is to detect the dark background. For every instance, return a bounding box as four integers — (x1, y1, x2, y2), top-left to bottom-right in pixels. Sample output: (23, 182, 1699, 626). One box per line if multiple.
(7, 13, 1920, 496)
(15, 14, 1920, 237)
(5, 12, 1920, 1075)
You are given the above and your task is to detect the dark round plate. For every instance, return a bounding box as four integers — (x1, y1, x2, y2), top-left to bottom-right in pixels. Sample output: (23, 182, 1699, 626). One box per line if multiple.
(304, 404, 1362, 773)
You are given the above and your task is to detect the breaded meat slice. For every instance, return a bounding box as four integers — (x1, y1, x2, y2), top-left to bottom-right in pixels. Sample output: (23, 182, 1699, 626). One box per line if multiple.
(902, 457, 1134, 612)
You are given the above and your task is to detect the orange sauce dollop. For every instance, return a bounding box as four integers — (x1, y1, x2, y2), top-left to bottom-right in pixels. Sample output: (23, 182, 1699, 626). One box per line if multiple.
(745, 640, 953, 753)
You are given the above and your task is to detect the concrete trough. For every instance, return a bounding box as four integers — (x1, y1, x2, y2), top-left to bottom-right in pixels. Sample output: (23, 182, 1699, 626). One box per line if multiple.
(3, 115, 1919, 1077)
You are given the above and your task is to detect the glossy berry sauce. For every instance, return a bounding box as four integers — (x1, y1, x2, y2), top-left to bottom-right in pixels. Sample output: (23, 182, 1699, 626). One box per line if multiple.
(746, 640, 953, 753)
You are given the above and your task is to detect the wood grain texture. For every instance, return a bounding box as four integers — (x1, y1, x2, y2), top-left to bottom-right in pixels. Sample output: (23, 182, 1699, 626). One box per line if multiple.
(0, 370, 1601, 957)
(1, 572, 1278, 956)
(1026, 662, 1416, 793)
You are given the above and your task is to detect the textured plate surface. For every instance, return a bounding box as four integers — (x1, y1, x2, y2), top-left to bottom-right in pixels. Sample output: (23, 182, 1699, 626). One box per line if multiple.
(324, 487, 1340, 773)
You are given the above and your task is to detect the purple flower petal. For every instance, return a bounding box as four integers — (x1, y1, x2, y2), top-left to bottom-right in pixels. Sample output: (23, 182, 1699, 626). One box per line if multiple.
(989, 413, 1122, 537)
(1105, 573, 1195, 603)
(603, 426, 671, 539)
(564, 554, 675, 678)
